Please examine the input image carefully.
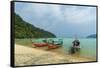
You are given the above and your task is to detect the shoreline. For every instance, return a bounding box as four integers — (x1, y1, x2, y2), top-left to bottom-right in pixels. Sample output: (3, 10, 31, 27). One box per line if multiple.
(15, 44, 96, 66)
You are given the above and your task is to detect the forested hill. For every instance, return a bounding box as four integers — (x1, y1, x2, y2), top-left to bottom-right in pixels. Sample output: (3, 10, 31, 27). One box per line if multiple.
(14, 13, 56, 38)
(86, 34, 96, 38)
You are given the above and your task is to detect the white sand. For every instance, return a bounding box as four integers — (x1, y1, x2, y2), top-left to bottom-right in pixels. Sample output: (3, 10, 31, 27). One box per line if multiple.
(15, 44, 96, 66)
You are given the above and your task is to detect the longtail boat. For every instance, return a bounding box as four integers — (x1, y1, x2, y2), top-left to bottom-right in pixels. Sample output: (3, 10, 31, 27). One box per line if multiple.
(47, 44, 61, 50)
(47, 39, 63, 45)
(33, 43, 48, 47)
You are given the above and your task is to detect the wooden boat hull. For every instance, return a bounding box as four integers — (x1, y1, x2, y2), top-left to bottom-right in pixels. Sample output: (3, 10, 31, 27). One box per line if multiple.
(47, 44, 61, 49)
(33, 43, 48, 47)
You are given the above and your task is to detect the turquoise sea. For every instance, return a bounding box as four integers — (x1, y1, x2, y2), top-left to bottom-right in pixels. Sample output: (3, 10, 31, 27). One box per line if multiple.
(32, 38, 96, 58)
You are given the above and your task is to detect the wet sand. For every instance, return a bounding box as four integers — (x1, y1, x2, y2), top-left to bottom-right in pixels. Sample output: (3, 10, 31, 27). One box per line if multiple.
(15, 44, 96, 66)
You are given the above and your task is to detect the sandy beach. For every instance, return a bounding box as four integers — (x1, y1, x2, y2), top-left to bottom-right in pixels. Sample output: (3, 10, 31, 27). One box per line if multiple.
(15, 44, 96, 66)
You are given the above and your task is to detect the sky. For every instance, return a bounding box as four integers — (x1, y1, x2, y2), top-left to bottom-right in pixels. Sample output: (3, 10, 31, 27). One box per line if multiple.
(15, 2, 96, 38)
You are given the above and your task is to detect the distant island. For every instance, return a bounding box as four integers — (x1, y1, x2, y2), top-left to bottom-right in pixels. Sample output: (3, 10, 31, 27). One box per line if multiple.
(15, 13, 56, 38)
(86, 34, 96, 38)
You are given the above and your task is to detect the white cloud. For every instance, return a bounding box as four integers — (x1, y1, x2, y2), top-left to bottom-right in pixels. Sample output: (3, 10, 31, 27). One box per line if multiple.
(63, 6, 96, 24)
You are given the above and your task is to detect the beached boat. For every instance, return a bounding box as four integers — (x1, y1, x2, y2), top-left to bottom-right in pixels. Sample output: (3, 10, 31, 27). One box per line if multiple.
(32, 39, 63, 48)
(47, 44, 61, 50)
(54, 41, 63, 45)
(47, 39, 63, 45)
(33, 43, 48, 47)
